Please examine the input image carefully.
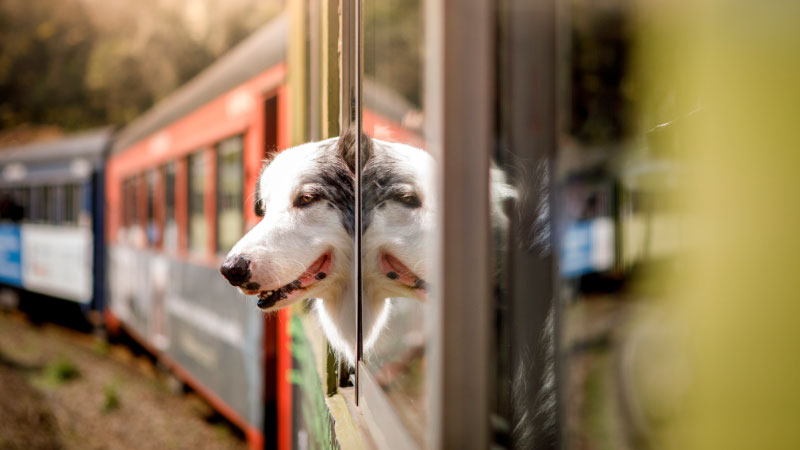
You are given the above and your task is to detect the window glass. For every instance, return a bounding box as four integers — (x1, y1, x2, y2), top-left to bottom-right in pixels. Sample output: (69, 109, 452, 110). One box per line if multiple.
(163, 162, 177, 251)
(0, 189, 19, 222)
(121, 177, 141, 244)
(362, 0, 430, 443)
(30, 186, 43, 222)
(64, 184, 77, 225)
(146, 169, 159, 246)
(17, 187, 30, 221)
(125, 178, 132, 228)
(490, 1, 559, 447)
(54, 185, 65, 224)
(187, 151, 207, 255)
(216, 135, 244, 254)
(552, 2, 686, 449)
(42, 185, 54, 224)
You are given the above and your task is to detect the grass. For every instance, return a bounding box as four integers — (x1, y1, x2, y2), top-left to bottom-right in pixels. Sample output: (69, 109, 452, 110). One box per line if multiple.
(102, 381, 121, 412)
(91, 338, 111, 356)
(39, 357, 81, 387)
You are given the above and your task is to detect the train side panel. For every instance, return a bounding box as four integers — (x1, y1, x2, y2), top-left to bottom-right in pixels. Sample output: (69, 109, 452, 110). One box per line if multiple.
(105, 63, 288, 446)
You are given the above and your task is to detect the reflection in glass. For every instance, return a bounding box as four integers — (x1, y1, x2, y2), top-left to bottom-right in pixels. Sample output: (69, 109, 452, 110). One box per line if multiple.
(362, 0, 429, 444)
(556, 2, 688, 449)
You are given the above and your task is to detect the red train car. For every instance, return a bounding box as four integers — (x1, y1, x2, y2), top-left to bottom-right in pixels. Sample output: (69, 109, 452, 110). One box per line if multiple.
(104, 15, 291, 449)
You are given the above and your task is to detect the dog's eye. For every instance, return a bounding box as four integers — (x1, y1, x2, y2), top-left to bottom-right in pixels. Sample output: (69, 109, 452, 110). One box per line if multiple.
(393, 193, 421, 208)
(294, 193, 319, 207)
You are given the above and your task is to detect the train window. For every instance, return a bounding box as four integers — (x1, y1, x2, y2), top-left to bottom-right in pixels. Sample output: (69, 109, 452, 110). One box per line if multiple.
(54, 186, 65, 224)
(120, 179, 127, 228)
(0, 189, 7, 221)
(123, 179, 132, 228)
(553, 2, 687, 448)
(42, 185, 54, 224)
(146, 170, 160, 246)
(360, 0, 430, 444)
(30, 186, 42, 222)
(0, 189, 17, 222)
(489, 1, 560, 447)
(64, 184, 77, 225)
(122, 179, 129, 228)
(215, 135, 243, 254)
(163, 162, 177, 252)
(16, 187, 30, 221)
(187, 151, 207, 256)
(121, 176, 142, 244)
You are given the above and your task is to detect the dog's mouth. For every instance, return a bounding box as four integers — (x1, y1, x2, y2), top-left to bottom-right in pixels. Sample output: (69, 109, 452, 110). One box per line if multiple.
(249, 252, 333, 310)
(380, 251, 427, 292)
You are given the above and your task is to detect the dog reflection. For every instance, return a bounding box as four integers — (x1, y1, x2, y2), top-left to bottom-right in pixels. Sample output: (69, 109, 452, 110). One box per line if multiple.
(220, 130, 434, 366)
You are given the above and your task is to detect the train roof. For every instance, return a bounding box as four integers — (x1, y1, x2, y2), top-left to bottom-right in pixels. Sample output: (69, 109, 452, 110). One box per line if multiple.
(0, 127, 114, 165)
(0, 127, 114, 187)
(112, 13, 288, 154)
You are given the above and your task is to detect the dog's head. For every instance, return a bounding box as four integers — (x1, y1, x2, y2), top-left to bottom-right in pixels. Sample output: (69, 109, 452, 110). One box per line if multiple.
(363, 140, 435, 302)
(220, 136, 356, 312)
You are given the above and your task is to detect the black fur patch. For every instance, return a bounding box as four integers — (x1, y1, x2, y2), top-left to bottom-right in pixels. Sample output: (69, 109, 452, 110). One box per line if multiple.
(303, 145, 357, 235)
(337, 128, 373, 172)
(362, 141, 422, 229)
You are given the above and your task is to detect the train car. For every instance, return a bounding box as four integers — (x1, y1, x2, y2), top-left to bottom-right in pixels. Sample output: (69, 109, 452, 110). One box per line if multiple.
(103, 13, 290, 450)
(0, 128, 112, 314)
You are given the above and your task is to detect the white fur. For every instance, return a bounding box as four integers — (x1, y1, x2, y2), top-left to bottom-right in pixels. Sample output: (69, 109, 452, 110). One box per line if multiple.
(363, 142, 436, 305)
(226, 137, 435, 367)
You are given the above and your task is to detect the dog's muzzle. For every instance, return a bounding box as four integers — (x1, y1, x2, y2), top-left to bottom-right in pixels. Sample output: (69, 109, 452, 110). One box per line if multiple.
(220, 254, 251, 287)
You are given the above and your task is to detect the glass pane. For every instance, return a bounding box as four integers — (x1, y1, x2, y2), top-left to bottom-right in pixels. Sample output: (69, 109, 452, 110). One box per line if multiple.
(33, 186, 45, 222)
(146, 170, 159, 246)
(362, 0, 430, 444)
(216, 135, 243, 254)
(64, 184, 76, 225)
(42, 185, 54, 223)
(163, 162, 177, 251)
(554, 2, 687, 449)
(489, 1, 560, 448)
(122, 176, 141, 245)
(17, 187, 30, 221)
(187, 151, 207, 255)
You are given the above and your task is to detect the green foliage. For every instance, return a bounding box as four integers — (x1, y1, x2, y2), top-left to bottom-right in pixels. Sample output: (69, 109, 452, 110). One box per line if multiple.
(363, 0, 423, 108)
(289, 316, 339, 449)
(0, 0, 281, 132)
(92, 338, 110, 356)
(102, 381, 120, 412)
(41, 357, 81, 386)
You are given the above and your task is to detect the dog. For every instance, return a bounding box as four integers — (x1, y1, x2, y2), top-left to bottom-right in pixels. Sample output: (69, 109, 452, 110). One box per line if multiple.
(220, 130, 435, 366)
(361, 138, 435, 349)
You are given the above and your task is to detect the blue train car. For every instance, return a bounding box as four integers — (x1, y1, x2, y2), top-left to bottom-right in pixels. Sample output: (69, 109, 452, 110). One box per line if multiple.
(0, 128, 113, 313)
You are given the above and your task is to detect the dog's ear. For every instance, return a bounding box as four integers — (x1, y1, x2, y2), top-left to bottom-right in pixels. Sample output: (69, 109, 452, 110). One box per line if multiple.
(338, 127, 373, 173)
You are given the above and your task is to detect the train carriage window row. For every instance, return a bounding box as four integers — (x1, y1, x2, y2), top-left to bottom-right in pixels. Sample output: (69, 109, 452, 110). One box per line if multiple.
(117, 134, 246, 259)
(0, 183, 82, 226)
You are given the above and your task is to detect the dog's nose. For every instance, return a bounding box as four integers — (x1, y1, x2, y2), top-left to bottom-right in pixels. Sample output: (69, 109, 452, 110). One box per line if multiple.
(220, 255, 251, 286)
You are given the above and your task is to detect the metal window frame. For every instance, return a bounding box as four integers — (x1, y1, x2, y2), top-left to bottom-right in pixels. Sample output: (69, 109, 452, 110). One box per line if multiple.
(425, 0, 493, 448)
(340, 0, 361, 396)
(344, 0, 495, 448)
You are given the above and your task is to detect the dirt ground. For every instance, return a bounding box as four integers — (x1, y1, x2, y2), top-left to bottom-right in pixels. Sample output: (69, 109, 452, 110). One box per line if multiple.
(0, 310, 247, 450)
